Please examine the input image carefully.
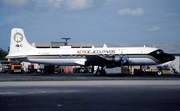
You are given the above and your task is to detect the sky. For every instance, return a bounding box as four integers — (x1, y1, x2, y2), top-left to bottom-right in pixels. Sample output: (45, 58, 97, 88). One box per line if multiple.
(0, 0, 180, 51)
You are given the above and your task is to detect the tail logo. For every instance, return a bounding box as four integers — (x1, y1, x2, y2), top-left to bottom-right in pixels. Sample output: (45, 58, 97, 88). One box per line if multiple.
(13, 32, 23, 43)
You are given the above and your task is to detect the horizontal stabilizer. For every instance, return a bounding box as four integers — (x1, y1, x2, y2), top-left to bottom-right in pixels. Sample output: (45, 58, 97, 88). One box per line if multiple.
(74, 60, 86, 65)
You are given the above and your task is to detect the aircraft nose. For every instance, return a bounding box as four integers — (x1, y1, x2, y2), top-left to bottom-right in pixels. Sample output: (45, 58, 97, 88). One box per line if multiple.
(169, 54, 175, 61)
(166, 54, 175, 61)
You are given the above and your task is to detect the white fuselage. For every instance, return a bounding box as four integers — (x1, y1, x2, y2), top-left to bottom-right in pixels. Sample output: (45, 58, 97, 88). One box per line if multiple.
(7, 47, 160, 65)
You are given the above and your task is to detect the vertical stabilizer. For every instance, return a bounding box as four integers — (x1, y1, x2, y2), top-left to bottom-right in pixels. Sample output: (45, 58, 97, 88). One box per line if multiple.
(9, 28, 35, 54)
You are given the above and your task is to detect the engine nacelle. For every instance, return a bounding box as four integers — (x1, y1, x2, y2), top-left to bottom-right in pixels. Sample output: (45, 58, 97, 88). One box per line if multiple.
(114, 55, 121, 62)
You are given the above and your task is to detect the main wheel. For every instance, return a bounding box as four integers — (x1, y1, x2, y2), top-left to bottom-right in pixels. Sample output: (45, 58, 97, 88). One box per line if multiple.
(96, 70, 101, 76)
(101, 70, 106, 76)
(96, 70, 106, 76)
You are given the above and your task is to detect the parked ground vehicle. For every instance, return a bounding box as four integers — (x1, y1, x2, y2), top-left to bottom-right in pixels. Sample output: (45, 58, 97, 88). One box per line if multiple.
(10, 62, 23, 74)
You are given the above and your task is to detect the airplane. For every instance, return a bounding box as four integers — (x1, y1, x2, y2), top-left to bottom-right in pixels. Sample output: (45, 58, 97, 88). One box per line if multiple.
(6, 28, 175, 76)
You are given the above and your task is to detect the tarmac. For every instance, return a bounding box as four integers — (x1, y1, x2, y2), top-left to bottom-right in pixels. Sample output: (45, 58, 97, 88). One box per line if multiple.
(0, 73, 180, 111)
(0, 73, 180, 81)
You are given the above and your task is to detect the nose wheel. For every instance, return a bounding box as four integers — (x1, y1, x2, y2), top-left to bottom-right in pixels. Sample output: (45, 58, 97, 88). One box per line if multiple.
(157, 70, 163, 76)
(157, 66, 163, 76)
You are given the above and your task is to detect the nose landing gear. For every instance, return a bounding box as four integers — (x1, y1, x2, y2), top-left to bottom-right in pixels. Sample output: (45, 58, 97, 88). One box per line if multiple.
(157, 70, 163, 76)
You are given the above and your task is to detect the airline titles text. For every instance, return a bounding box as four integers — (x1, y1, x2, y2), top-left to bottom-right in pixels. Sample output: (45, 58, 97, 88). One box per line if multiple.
(76, 50, 115, 54)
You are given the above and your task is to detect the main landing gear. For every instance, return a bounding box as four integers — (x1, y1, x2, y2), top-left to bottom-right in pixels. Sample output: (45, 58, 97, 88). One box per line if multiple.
(96, 66, 106, 76)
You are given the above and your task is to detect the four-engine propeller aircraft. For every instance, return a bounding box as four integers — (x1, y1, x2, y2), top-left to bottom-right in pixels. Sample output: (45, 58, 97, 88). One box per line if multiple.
(6, 28, 175, 75)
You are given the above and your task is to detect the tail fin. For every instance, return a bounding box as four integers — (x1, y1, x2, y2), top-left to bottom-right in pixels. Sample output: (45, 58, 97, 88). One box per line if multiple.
(9, 28, 35, 54)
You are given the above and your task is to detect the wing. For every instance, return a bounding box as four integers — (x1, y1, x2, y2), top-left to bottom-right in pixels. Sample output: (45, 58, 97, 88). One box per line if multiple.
(85, 54, 131, 67)
(85, 55, 113, 66)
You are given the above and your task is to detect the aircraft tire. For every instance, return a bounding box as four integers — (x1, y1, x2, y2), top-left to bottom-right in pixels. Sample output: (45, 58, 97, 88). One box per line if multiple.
(96, 70, 101, 76)
(101, 70, 106, 76)
(96, 70, 106, 76)
(157, 70, 163, 76)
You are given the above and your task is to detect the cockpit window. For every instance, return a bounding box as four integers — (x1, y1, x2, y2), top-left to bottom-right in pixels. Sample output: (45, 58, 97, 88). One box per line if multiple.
(156, 50, 164, 54)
